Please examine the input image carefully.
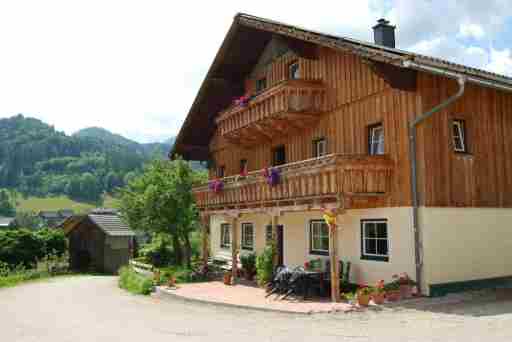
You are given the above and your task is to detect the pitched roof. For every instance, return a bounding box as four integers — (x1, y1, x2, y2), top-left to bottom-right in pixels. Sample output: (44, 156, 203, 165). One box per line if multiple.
(0, 217, 15, 227)
(39, 211, 60, 219)
(87, 213, 135, 237)
(172, 13, 512, 160)
(61, 211, 135, 237)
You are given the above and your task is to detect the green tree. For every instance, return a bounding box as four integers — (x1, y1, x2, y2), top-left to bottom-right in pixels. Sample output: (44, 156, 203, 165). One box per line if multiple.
(0, 189, 15, 217)
(118, 158, 199, 267)
(13, 211, 43, 230)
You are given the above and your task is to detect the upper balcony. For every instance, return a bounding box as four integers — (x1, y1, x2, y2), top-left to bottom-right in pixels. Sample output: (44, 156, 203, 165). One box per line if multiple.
(216, 79, 328, 147)
(193, 154, 394, 212)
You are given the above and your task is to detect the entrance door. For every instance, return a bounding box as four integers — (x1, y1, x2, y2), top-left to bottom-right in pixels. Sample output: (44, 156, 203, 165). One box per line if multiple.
(276, 225, 284, 266)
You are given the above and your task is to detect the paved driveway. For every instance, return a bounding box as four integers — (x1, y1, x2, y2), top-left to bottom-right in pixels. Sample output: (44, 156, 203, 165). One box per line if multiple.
(2, 276, 512, 342)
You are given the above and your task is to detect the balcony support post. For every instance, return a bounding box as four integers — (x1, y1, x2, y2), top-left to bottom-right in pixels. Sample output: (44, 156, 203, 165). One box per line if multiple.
(231, 216, 239, 285)
(271, 214, 279, 268)
(200, 214, 210, 270)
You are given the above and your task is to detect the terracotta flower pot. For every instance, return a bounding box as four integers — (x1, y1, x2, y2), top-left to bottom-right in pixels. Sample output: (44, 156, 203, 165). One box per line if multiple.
(386, 290, 401, 302)
(357, 294, 371, 307)
(167, 277, 176, 288)
(223, 272, 232, 285)
(372, 292, 386, 305)
(399, 284, 412, 299)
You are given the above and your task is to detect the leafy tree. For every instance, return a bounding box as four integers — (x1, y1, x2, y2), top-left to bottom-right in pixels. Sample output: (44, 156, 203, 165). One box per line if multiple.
(0, 189, 15, 217)
(118, 158, 199, 267)
(13, 211, 43, 230)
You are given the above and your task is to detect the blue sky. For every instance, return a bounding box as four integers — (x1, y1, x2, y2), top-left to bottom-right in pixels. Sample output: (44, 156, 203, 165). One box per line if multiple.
(0, 0, 510, 143)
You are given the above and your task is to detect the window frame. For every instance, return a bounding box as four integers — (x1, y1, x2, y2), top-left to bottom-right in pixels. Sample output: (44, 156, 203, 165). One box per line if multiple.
(272, 145, 286, 166)
(368, 123, 384, 156)
(217, 165, 225, 178)
(313, 138, 327, 158)
(241, 223, 254, 251)
(309, 220, 329, 256)
(240, 159, 248, 175)
(452, 119, 468, 153)
(265, 225, 273, 245)
(289, 61, 300, 80)
(256, 77, 267, 93)
(360, 219, 389, 262)
(220, 223, 231, 249)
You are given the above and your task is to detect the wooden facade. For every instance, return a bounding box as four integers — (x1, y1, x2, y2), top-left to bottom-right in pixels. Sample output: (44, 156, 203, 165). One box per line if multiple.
(199, 43, 512, 210)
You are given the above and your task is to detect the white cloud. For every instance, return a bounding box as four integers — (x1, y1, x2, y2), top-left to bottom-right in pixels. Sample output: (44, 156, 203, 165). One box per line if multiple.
(458, 23, 485, 40)
(486, 49, 512, 76)
(0, 0, 511, 144)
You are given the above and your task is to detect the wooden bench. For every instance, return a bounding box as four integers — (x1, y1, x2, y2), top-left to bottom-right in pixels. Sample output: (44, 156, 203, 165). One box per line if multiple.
(208, 254, 241, 271)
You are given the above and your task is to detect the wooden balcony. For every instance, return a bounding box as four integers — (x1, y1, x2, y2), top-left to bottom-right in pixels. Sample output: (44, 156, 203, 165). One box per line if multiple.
(193, 154, 394, 212)
(216, 79, 327, 147)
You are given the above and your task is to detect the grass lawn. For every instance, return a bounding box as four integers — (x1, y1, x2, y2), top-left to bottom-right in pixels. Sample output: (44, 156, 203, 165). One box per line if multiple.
(16, 195, 119, 213)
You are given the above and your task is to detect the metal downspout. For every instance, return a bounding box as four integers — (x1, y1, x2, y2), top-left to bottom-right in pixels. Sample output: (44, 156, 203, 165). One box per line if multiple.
(407, 64, 466, 294)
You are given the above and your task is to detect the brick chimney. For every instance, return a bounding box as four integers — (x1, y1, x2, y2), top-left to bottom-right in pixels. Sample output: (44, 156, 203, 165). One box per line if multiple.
(372, 19, 396, 48)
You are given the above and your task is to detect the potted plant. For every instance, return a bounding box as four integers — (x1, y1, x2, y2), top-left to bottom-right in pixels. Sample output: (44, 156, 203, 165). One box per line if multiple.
(223, 271, 232, 285)
(383, 280, 401, 302)
(394, 273, 416, 299)
(372, 280, 386, 305)
(240, 253, 257, 281)
(356, 285, 374, 307)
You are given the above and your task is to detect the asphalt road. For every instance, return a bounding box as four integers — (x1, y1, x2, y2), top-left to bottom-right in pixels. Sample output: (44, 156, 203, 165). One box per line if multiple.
(2, 276, 512, 342)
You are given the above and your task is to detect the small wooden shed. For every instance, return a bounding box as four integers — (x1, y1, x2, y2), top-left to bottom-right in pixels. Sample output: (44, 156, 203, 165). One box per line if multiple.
(61, 209, 135, 274)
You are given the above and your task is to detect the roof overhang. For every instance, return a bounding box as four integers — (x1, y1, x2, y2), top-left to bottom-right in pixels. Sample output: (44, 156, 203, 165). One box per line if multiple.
(171, 13, 512, 161)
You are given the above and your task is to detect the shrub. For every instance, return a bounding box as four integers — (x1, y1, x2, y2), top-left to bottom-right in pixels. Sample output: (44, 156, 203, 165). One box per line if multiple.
(240, 253, 256, 276)
(118, 266, 153, 295)
(140, 234, 174, 267)
(256, 245, 274, 286)
(0, 229, 44, 267)
(35, 228, 67, 257)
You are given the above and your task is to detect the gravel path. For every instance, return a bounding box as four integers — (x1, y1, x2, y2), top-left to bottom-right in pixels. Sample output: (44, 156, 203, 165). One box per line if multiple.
(2, 276, 512, 341)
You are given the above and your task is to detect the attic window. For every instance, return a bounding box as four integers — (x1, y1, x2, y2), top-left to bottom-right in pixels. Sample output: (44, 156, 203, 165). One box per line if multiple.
(289, 62, 300, 80)
(256, 78, 267, 93)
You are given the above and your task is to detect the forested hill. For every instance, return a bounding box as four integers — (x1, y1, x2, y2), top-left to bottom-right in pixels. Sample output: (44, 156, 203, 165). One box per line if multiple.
(0, 114, 174, 202)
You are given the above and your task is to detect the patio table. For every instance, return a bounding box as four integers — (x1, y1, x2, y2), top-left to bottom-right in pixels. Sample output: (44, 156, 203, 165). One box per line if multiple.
(296, 269, 325, 300)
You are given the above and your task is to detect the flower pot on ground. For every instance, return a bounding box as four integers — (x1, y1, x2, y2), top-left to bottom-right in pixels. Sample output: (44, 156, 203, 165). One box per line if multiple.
(372, 280, 386, 305)
(394, 273, 416, 299)
(223, 272, 232, 285)
(383, 279, 401, 302)
(386, 290, 401, 302)
(356, 285, 374, 307)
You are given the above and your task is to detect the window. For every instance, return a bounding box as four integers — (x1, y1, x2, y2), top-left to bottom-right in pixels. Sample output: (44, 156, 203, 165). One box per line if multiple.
(452, 119, 467, 153)
(313, 138, 327, 158)
(309, 220, 329, 255)
(272, 145, 286, 166)
(368, 124, 384, 155)
(361, 220, 389, 262)
(216, 165, 225, 178)
(220, 224, 231, 249)
(241, 223, 254, 250)
(256, 78, 267, 92)
(240, 159, 248, 175)
(265, 225, 273, 245)
(289, 62, 300, 80)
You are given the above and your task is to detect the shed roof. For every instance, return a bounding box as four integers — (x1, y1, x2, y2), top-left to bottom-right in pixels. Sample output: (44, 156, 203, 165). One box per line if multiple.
(172, 13, 512, 161)
(62, 212, 135, 237)
(0, 217, 15, 227)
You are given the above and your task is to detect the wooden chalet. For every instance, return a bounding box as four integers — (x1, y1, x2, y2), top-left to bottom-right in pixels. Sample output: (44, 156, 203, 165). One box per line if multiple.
(172, 14, 512, 299)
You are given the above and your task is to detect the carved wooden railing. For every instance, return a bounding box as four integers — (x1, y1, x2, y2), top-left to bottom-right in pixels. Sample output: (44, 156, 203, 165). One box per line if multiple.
(216, 79, 327, 138)
(193, 154, 394, 210)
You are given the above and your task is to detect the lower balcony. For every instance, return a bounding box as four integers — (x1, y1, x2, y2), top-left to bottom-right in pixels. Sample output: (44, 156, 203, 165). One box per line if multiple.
(193, 154, 394, 212)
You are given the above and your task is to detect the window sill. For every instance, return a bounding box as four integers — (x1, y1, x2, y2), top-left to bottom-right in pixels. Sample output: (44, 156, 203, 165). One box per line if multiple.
(220, 245, 231, 250)
(309, 250, 329, 256)
(361, 255, 389, 262)
(241, 246, 254, 251)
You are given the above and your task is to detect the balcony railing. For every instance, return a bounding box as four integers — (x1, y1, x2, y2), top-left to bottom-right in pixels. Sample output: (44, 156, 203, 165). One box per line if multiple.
(193, 154, 394, 210)
(216, 79, 327, 146)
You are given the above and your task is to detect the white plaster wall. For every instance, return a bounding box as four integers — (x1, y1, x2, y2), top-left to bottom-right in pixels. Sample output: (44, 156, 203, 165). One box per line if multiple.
(420, 207, 512, 291)
(210, 207, 415, 287)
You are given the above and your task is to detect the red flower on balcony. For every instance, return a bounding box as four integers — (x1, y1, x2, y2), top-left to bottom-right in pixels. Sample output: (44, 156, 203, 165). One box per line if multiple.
(208, 179, 224, 194)
(234, 95, 250, 107)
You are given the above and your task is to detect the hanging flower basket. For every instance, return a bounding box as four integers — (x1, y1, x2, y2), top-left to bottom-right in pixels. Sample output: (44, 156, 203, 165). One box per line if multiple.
(234, 95, 251, 107)
(208, 179, 224, 194)
(262, 167, 280, 186)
